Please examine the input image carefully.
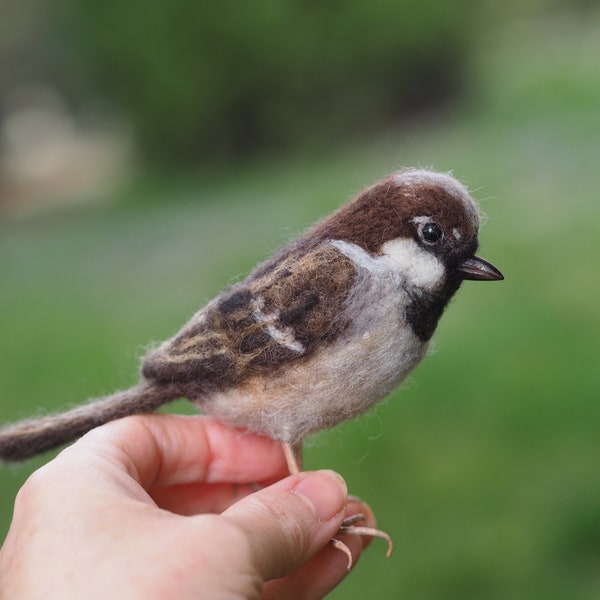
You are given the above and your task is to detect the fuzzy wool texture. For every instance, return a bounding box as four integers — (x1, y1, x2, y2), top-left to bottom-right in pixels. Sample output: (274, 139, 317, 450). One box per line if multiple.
(0, 168, 493, 462)
(205, 238, 430, 444)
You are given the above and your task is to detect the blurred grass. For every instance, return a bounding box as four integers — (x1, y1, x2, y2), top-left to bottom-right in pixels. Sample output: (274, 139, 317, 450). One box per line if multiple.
(1, 11, 600, 599)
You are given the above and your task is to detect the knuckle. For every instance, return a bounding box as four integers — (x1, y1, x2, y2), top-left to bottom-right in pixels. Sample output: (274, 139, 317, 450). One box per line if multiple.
(223, 492, 314, 578)
(252, 494, 312, 563)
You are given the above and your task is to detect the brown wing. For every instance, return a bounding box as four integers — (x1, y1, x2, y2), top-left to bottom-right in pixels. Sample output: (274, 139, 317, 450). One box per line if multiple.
(141, 242, 356, 393)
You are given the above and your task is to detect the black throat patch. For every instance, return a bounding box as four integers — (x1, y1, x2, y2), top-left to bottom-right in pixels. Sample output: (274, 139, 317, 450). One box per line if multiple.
(405, 276, 463, 342)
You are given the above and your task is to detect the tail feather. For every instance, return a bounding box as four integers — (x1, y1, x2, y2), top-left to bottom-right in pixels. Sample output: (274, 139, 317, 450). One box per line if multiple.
(0, 383, 181, 462)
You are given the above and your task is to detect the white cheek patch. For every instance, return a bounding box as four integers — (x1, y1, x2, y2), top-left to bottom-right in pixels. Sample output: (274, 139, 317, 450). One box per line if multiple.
(452, 228, 462, 240)
(331, 238, 446, 292)
(330, 239, 379, 271)
(379, 238, 446, 291)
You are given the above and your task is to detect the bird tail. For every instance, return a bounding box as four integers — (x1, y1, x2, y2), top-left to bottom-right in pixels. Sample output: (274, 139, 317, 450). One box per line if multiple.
(0, 383, 181, 462)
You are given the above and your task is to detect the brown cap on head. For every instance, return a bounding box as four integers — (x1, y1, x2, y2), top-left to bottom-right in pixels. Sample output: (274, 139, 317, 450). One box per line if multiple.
(315, 168, 502, 280)
(318, 170, 474, 250)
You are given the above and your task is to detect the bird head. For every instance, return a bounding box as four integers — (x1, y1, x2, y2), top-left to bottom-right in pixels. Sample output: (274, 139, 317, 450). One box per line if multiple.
(315, 168, 503, 341)
(318, 168, 503, 291)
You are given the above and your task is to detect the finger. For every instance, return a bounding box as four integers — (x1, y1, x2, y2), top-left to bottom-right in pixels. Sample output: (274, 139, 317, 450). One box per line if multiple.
(150, 482, 259, 515)
(72, 414, 288, 489)
(263, 497, 372, 600)
(220, 470, 348, 582)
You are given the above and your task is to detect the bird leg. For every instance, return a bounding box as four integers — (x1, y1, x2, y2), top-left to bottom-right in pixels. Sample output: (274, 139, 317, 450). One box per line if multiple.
(282, 442, 393, 571)
(283, 441, 303, 475)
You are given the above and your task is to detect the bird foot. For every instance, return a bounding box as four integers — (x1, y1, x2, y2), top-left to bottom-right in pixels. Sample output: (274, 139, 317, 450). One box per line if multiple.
(330, 513, 393, 571)
(281, 442, 393, 571)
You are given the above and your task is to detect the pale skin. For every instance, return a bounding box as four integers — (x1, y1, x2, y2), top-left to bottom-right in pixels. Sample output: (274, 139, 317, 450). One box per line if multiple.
(0, 414, 376, 599)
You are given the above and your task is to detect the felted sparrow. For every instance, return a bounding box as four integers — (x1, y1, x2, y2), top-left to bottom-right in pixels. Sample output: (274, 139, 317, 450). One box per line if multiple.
(0, 168, 503, 566)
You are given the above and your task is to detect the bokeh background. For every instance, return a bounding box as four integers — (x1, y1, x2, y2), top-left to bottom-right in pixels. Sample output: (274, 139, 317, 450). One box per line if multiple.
(1, 1, 599, 597)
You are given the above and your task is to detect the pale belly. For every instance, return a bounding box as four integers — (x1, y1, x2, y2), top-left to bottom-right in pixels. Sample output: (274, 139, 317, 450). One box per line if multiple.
(201, 304, 427, 444)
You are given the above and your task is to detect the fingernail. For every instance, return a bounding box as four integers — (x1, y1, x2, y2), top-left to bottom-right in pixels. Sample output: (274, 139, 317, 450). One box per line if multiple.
(293, 470, 347, 522)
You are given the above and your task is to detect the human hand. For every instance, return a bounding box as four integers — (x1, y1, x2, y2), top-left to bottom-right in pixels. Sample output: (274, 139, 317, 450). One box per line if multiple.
(0, 414, 376, 599)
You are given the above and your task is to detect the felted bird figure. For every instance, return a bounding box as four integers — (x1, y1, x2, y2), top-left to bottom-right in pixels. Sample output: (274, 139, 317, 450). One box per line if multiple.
(0, 168, 503, 567)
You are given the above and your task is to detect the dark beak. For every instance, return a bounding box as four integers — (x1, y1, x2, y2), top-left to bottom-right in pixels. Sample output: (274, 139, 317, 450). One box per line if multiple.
(457, 256, 504, 281)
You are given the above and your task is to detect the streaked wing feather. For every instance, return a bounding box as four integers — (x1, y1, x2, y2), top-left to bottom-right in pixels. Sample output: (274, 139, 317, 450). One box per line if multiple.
(141, 243, 356, 392)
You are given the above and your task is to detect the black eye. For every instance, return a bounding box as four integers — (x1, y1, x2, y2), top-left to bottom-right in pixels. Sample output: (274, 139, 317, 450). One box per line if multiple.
(420, 222, 443, 245)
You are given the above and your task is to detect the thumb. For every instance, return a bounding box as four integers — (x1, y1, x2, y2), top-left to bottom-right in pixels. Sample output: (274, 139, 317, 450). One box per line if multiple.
(222, 470, 348, 581)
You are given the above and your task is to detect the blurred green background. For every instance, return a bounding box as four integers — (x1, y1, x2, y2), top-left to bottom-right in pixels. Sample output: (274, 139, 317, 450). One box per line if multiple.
(1, 1, 599, 598)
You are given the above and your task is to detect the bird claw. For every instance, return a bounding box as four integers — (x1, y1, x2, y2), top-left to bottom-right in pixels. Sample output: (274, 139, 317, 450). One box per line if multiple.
(329, 537, 354, 571)
(330, 513, 394, 571)
(281, 444, 393, 571)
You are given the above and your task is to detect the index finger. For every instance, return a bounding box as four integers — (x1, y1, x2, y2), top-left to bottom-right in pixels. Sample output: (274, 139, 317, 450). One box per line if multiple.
(72, 414, 289, 489)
